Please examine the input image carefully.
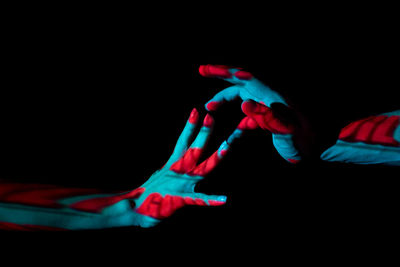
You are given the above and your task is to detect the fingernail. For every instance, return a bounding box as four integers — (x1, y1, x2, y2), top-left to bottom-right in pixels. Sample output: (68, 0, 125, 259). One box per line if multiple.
(205, 101, 221, 111)
(218, 196, 227, 202)
(208, 198, 227, 206)
(189, 108, 199, 124)
(203, 114, 214, 128)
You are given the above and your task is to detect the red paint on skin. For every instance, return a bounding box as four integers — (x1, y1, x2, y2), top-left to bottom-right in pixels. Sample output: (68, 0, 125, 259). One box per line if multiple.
(0, 183, 102, 209)
(70, 187, 145, 213)
(136, 193, 211, 219)
(241, 100, 294, 134)
(189, 150, 221, 177)
(136, 193, 163, 218)
(339, 115, 400, 147)
(219, 149, 228, 157)
(183, 197, 196, 205)
(0, 222, 68, 231)
(208, 200, 226, 206)
(159, 195, 186, 218)
(199, 65, 233, 78)
(170, 148, 203, 173)
(234, 70, 253, 80)
(206, 101, 222, 111)
(237, 116, 259, 130)
(203, 114, 214, 128)
(194, 198, 207, 206)
(189, 108, 199, 124)
(372, 116, 400, 146)
(287, 159, 300, 164)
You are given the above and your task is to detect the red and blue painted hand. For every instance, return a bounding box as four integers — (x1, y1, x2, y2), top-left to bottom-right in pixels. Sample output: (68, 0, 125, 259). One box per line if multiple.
(132, 108, 258, 227)
(0, 108, 257, 230)
(199, 64, 303, 164)
(321, 110, 400, 166)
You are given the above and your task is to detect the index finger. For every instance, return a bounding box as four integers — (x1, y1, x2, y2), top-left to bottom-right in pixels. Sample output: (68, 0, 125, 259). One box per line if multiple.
(187, 116, 258, 177)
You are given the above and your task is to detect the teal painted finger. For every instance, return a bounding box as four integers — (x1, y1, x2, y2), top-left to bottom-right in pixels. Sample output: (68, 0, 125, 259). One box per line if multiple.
(187, 193, 227, 206)
(189, 114, 215, 150)
(205, 86, 241, 111)
(164, 108, 199, 169)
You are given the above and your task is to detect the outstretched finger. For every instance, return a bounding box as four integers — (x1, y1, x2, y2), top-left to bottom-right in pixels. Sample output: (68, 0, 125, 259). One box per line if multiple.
(187, 140, 230, 177)
(164, 108, 199, 169)
(187, 116, 258, 177)
(181, 193, 227, 207)
(170, 114, 215, 173)
(225, 116, 259, 145)
(135, 193, 227, 220)
(241, 100, 294, 134)
(205, 85, 241, 111)
(189, 114, 215, 150)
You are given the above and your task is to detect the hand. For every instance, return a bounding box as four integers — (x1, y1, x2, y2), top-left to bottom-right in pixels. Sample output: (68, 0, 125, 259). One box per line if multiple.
(199, 64, 288, 110)
(131, 108, 257, 228)
(199, 64, 303, 164)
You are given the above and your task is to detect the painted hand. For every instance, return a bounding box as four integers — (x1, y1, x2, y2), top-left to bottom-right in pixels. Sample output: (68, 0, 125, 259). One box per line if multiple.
(321, 110, 400, 166)
(200, 64, 287, 109)
(132, 108, 257, 228)
(199, 64, 303, 164)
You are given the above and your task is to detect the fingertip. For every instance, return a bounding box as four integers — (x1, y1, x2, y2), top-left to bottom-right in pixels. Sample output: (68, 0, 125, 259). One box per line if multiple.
(287, 158, 301, 164)
(218, 196, 227, 202)
(198, 64, 232, 78)
(208, 196, 227, 206)
(241, 100, 266, 115)
(237, 116, 259, 130)
(218, 195, 227, 202)
(218, 140, 230, 157)
(206, 101, 221, 112)
(189, 108, 199, 124)
(241, 100, 256, 115)
(203, 113, 214, 128)
(199, 65, 207, 77)
(219, 149, 229, 158)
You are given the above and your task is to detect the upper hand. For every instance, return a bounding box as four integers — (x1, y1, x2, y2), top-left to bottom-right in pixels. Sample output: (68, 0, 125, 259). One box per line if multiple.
(199, 64, 288, 111)
(200, 64, 303, 164)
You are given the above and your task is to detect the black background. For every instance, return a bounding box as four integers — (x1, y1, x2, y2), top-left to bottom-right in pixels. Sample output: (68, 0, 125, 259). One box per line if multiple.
(1, 10, 399, 257)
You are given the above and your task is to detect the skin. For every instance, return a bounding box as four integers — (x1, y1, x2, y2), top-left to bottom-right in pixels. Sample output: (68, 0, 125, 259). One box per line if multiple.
(1, 64, 397, 231)
(0, 109, 257, 230)
(199, 64, 400, 166)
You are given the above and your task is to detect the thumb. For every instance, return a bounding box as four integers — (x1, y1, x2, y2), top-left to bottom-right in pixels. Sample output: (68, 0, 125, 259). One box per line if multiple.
(241, 99, 266, 115)
(241, 100, 294, 134)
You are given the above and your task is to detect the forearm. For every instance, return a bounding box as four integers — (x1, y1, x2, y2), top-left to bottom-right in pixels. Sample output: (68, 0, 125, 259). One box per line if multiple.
(0, 181, 144, 230)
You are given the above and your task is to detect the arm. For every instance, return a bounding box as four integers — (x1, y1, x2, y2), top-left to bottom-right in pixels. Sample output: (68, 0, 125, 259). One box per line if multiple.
(320, 110, 400, 166)
(0, 108, 255, 230)
(0, 182, 142, 230)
